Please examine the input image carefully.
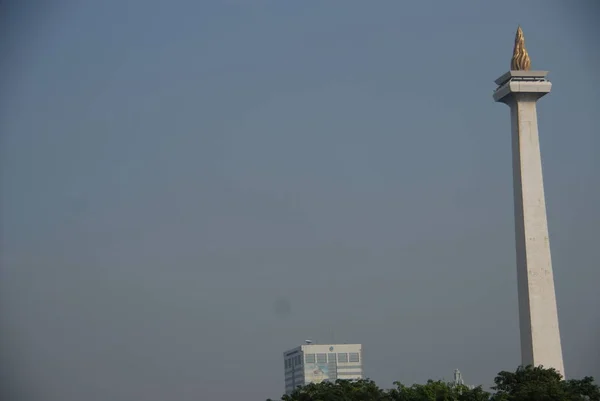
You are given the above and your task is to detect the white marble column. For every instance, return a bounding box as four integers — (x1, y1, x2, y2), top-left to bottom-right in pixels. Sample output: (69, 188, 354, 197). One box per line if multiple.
(494, 71, 565, 376)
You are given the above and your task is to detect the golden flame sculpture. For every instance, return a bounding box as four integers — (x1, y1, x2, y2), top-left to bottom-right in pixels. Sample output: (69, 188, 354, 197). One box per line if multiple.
(511, 26, 531, 71)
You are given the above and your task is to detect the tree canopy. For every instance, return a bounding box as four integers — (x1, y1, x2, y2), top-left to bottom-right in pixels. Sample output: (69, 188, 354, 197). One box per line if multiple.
(270, 366, 599, 401)
(491, 366, 600, 401)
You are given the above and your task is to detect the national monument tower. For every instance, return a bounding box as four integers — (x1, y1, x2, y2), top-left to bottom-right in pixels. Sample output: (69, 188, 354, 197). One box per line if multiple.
(493, 27, 565, 376)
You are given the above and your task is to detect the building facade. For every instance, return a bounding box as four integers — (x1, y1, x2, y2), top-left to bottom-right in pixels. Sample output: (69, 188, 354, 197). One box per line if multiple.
(283, 343, 362, 395)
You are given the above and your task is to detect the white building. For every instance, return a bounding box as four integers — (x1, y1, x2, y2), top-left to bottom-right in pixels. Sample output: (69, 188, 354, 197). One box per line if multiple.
(451, 369, 474, 390)
(283, 343, 363, 395)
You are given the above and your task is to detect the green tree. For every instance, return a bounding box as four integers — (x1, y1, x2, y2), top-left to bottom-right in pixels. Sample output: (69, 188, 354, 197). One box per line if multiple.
(390, 380, 459, 401)
(562, 376, 600, 401)
(459, 385, 492, 401)
(491, 365, 565, 401)
(280, 379, 392, 401)
(389, 380, 491, 401)
(271, 366, 598, 401)
(491, 365, 600, 401)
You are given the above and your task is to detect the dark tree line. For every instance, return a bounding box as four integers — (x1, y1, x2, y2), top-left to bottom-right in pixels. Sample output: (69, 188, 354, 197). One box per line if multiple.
(268, 365, 599, 401)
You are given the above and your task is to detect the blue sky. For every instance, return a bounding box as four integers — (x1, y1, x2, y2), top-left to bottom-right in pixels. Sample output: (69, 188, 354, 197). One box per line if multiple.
(1, 1, 598, 400)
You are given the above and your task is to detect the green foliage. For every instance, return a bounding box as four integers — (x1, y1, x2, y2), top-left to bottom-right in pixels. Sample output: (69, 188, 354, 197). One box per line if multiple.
(272, 366, 598, 401)
(491, 366, 600, 401)
(390, 380, 490, 401)
(562, 376, 600, 401)
(491, 365, 564, 401)
(281, 379, 391, 401)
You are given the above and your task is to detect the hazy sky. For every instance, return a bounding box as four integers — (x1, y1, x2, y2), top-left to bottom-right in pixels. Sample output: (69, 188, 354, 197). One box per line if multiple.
(1, 1, 598, 400)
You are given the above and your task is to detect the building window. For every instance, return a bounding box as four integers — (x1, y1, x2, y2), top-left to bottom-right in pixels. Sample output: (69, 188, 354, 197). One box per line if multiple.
(296, 355, 302, 365)
(349, 353, 360, 363)
(305, 354, 315, 363)
(338, 371, 362, 377)
(337, 353, 348, 362)
(316, 353, 327, 364)
(328, 353, 336, 362)
(338, 365, 361, 370)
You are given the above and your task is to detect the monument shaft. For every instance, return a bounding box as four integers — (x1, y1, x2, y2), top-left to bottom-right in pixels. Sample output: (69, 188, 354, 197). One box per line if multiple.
(493, 27, 564, 376)
(508, 93, 564, 375)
